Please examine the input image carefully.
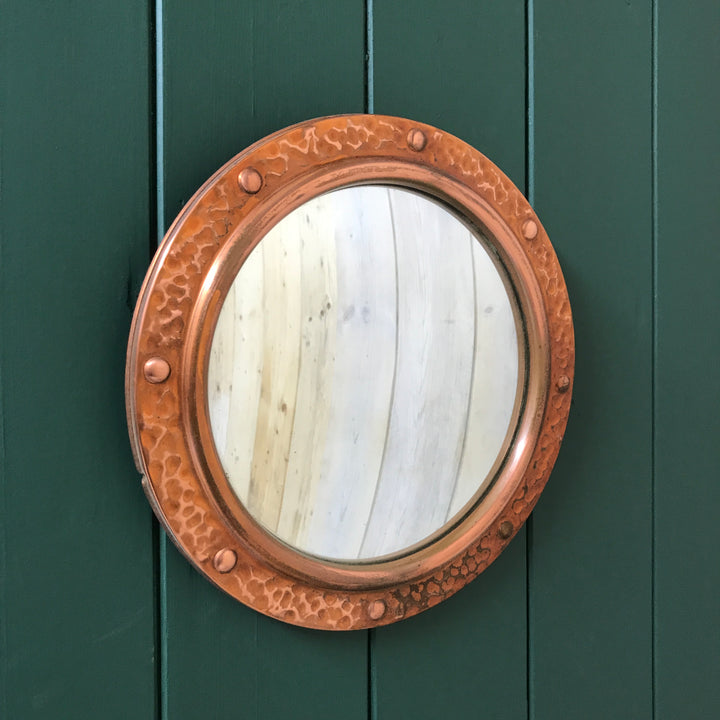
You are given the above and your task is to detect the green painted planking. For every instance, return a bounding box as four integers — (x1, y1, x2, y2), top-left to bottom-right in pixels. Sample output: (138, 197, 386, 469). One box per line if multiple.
(371, 0, 526, 187)
(654, 1, 720, 717)
(531, 1, 653, 718)
(159, 1, 368, 717)
(161, 0, 369, 228)
(371, 2, 528, 718)
(370, 540, 527, 719)
(0, 2, 155, 718)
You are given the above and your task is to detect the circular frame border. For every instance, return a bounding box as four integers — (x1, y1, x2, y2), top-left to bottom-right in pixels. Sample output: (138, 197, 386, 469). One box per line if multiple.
(126, 114, 574, 630)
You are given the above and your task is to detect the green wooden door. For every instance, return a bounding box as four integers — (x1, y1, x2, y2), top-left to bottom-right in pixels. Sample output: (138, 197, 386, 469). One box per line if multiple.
(2, 1, 718, 718)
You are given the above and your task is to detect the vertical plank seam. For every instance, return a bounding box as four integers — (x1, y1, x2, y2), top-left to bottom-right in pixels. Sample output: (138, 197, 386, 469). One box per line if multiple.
(651, 0, 658, 717)
(147, 2, 162, 718)
(0, 219, 7, 720)
(0, 409, 6, 720)
(254, 616, 259, 720)
(151, 520, 161, 720)
(158, 533, 168, 720)
(367, 629, 377, 720)
(0, 11, 9, 713)
(0, 23, 8, 705)
(526, 0, 535, 205)
(154, 2, 168, 718)
(155, 0, 165, 241)
(525, 1, 535, 719)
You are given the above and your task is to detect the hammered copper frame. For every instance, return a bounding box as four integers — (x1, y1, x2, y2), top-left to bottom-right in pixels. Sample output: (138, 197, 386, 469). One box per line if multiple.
(126, 114, 574, 630)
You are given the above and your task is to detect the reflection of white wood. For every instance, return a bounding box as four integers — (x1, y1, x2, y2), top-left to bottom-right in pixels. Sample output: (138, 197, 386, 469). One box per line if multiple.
(221, 248, 264, 504)
(360, 190, 475, 558)
(276, 197, 338, 547)
(448, 240, 519, 518)
(303, 187, 397, 559)
(207, 186, 521, 562)
(246, 220, 302, 532)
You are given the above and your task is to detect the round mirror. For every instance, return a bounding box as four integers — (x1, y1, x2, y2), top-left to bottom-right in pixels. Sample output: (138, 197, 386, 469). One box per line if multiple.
(126, 114, 574, 630)
(208, 186, 522, 561)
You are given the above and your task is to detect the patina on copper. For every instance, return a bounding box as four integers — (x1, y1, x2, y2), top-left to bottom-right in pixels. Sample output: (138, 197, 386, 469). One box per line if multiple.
(126, 114, 575, 630)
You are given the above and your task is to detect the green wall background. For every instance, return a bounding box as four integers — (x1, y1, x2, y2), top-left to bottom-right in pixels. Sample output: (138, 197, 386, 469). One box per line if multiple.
(2, 1, 718, 718)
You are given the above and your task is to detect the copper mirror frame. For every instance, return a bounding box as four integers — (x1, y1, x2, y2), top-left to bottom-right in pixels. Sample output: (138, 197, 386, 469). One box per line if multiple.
(126, 114, 574, 630)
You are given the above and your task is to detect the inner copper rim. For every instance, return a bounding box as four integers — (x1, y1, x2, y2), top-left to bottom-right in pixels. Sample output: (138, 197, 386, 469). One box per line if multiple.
(183, 161, 548, 590)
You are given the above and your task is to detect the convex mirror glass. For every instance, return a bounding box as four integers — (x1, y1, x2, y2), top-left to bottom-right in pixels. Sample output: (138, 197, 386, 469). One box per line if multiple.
(207, 185, 521, 561)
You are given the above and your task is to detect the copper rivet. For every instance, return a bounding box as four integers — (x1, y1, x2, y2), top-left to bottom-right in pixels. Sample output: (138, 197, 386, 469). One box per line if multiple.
(239, 167, 263, 194)
(498, 520, 514, 540)
(522, 218, 538, 241)
(557, 375, 571, 393)
(143, 357, 170, 384)
(213, 548, 237, 573)
(367, 600, 386, 620)
(407, 128, 427, 152)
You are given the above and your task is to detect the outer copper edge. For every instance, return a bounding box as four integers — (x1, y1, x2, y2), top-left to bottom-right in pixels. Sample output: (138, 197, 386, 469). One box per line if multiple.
(126, 114, 575, 630)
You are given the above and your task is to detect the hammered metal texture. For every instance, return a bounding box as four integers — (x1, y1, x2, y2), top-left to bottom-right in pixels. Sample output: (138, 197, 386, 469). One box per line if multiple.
(128, 115, 574, 630)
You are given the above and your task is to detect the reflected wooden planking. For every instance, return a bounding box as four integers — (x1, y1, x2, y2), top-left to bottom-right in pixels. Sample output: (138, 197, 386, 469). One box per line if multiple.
(277, 196, 338, 547)
(448, 241, 519, 519)
(304, 188, 397, 558)
(247, 223, 302, 531)
(207, 186, 520, 561)
(359, 190, 475, 558)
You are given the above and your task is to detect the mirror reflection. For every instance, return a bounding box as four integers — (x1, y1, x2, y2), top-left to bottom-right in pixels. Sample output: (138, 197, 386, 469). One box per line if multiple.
(208, 186, 520, 561)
